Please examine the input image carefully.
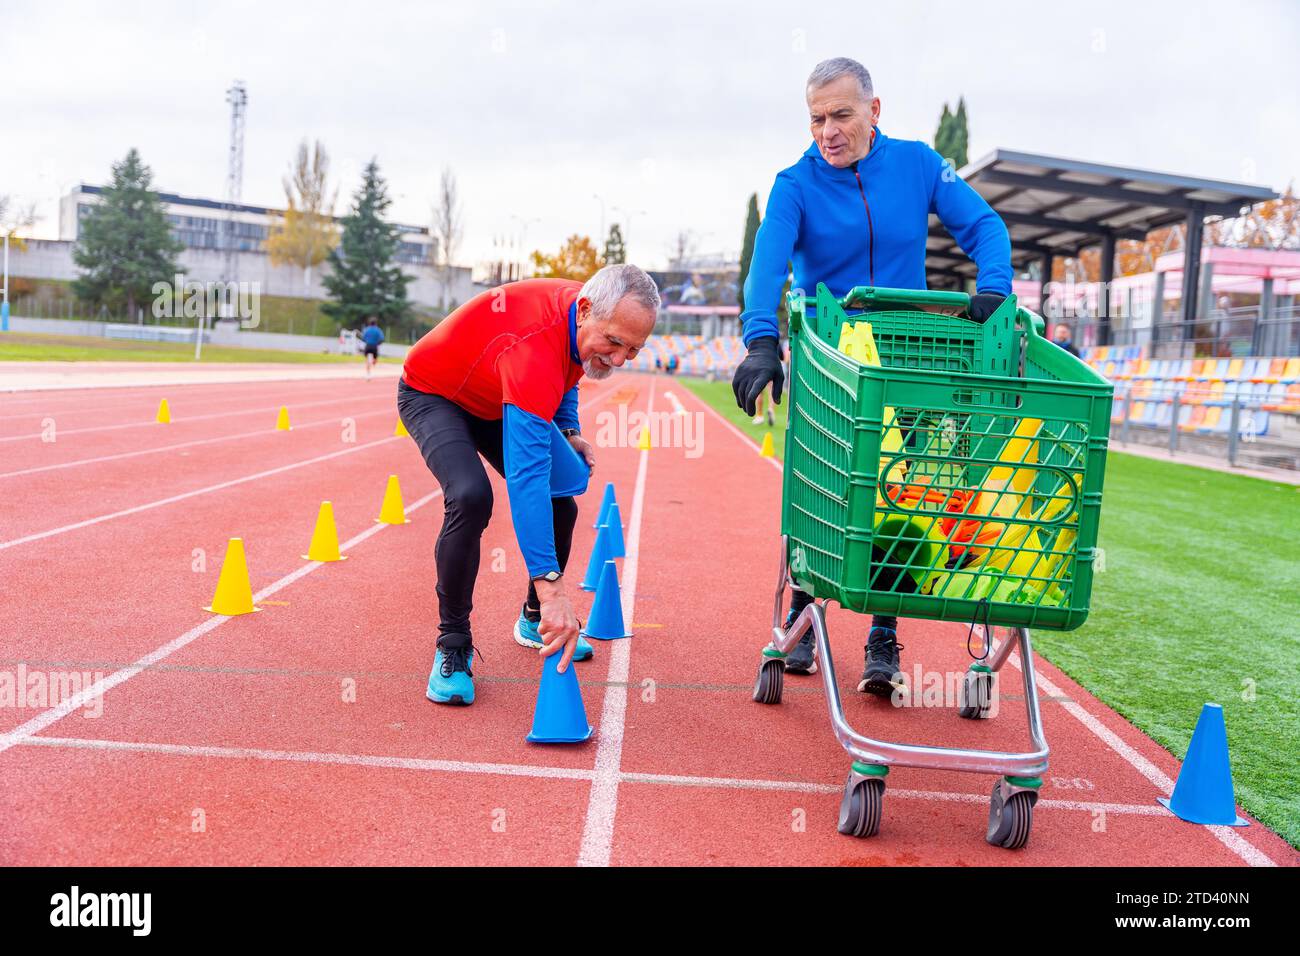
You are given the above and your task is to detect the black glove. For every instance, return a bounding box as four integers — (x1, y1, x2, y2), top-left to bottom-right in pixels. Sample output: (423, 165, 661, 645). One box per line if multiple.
(967, 293, 1006, 324)
(732, 336, 785, 416)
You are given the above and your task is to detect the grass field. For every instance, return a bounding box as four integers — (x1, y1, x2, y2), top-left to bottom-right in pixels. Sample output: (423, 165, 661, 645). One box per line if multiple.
(685, 378, 1300, 847)
(0, 332, 401, 364)
(682, 378, 788, 455)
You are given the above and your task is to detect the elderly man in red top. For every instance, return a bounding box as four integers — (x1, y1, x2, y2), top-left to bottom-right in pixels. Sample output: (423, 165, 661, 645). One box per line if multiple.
(399, 264, 660, 706)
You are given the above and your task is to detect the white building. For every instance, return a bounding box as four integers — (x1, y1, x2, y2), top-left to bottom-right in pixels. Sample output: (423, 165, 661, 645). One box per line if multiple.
(39, 184, 481, 309)
(59, 184, 437, 265)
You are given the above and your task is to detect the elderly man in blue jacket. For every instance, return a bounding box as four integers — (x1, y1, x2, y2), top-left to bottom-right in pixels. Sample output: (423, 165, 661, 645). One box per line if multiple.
(733, 56, 1012, 693)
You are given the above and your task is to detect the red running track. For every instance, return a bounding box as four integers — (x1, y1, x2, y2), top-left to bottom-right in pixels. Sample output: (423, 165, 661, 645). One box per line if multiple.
(0, 372, 1294, 866)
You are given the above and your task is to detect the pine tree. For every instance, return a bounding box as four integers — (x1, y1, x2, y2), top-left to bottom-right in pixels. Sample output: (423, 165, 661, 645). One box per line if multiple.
(603, 223, 626, 265)
(952, 97, 970, 169)
(322, 158, 412, 327)
(72, 148, 183, 317)
(737, 193, 761, 310)
(934, 103, 955, 166)
(934, 100, 970, 170)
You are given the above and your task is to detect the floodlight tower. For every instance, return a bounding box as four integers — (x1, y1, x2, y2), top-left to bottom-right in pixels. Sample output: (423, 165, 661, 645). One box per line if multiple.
(222, 81, 248, 291)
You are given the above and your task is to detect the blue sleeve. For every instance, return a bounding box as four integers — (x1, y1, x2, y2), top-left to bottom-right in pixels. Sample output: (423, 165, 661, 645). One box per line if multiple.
(503, 403, 559, 578)
(927, 147, 1012, 296)
(554, 385, 580, 433)
(740, 171, 802, 346)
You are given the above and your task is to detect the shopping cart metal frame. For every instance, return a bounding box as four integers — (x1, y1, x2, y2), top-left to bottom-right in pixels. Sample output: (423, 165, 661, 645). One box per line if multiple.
(753, 533, 1049, 847)
(745, 282, 1119, 849)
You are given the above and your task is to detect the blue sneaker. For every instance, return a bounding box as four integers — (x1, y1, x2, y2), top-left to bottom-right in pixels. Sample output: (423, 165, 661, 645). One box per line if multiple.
(513, 609, 593, 662)
(427, 643, 475, 705)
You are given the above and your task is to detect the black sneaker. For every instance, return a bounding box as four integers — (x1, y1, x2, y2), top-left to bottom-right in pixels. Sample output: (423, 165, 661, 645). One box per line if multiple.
(781, 608, 818, 674)
(857, 628, 904, 696)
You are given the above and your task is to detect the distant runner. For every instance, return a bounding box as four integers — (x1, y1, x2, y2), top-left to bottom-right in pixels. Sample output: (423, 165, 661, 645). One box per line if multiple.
(361, 317, 385, 379)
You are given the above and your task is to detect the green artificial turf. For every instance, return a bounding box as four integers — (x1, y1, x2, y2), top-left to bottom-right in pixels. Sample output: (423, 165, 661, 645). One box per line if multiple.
(1035, 453, 1299, 848)
(681, 377, 788, 459)
(684, 376, 1300, 847)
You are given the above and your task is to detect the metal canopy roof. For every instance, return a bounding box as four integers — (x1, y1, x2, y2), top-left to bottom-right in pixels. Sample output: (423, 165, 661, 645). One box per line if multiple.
(926, 149, 1279, 288)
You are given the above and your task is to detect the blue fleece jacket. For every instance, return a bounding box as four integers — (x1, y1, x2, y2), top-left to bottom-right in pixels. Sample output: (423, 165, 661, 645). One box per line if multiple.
(741, 128, 1012, 345)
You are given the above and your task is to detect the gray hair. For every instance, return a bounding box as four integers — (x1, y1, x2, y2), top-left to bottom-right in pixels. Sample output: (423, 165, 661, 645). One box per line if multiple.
(806, 57, 873, 100)
(579, 263, 661, 319)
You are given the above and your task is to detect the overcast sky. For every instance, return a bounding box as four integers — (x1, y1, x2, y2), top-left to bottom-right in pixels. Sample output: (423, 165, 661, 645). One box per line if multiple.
(4, 0, 1297, 270)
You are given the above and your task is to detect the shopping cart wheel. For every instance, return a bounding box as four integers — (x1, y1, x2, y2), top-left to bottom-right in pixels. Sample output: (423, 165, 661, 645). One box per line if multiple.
(986, 779, 1036, 850)
(837, 773, 884, 838)
(958, 666, 994, 720)
(752, 657, 785, 705)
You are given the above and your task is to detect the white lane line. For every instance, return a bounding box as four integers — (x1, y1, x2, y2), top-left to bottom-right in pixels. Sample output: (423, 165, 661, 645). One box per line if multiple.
(1004, 650, 1277, 867)
(686, 382, 1284, 868)
(2, 378, 623, 483)
(8, 735, 1171, 818)
(621, 772, 1173, 814)
(22, 736, 593, 782)
(0, 376, 378, 420)
(0, 368, 403, 397)
(0, 488, 444, 757)
(0, 393, 387, 443)
(577, 378, 654, 867)
(0, 436, 401, 551)
(684, 384, 1280, 865)
(0, 408, 396, 480)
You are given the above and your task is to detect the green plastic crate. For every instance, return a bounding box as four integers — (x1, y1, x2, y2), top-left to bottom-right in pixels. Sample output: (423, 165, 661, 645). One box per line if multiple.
(781, 284, 1113, 631)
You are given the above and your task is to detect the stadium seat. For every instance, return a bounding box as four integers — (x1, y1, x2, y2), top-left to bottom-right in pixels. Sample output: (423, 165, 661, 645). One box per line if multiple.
(1199, 405, 1224, 433)
(1182, 404, 1207, 431)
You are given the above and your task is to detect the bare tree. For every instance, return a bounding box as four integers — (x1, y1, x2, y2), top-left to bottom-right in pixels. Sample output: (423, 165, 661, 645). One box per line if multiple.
(667, 229, 698, 271)
(266, 139, 339, 294)
(0, 195, 38, 242)
(432, 167, 463, 312)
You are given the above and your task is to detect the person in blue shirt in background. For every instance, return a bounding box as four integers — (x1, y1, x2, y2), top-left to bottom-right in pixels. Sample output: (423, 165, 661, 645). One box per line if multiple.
(732, 57, 1012, 694)
(361, 316, 385, 379)
(1052, 323, 1080, 357)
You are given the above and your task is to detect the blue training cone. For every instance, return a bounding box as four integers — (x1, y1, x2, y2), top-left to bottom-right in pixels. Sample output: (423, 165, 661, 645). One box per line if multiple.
(526, 651, 593, 744)
(593, 482, 617, 528)
(581, 560, 631, 641)
(1157, 703, 1248, 826)
(549, 423, 591, 498)
(603, 501, 626, 559)
(581, 521, 614, 592)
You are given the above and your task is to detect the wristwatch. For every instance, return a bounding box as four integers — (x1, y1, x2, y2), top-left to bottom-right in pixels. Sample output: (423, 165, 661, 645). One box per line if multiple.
(532, 570, 563, 583)
(560, 428, 581, 439)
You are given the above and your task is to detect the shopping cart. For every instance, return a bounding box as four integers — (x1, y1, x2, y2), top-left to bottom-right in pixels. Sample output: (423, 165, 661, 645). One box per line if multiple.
(751, 284, 1113, 849)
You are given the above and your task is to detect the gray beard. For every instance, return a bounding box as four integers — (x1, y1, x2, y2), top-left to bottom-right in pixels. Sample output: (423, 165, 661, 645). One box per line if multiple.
(584, 357, 613, 379)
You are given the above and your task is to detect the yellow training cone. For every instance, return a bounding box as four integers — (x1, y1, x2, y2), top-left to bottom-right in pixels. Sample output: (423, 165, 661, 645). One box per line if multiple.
(759, 432, 776, 458)
(637, 427, 652, 451)
(302, 501, 347, 562)
(156, 398, 171, 424)
(395, 417, 410, 437)
(376, 474, 410, 524)
(276, 406, 292, 431)
(204, 538, 261, 616)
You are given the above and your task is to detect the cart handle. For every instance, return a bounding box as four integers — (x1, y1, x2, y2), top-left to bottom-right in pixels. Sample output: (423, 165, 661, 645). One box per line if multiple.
(842, 286, 971, 312)
(839, 286, 1047, 338)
